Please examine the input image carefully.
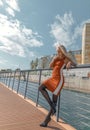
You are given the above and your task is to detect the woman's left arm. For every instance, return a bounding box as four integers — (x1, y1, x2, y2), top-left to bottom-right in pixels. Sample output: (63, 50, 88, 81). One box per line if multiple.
(64, 58, 77, 70)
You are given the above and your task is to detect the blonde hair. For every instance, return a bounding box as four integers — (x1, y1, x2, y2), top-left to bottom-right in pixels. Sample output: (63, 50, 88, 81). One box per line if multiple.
(56, 44, 67, 54)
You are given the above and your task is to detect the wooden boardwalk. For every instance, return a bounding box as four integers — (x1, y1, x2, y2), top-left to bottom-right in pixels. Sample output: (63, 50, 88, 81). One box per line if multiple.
(0, 83, 76, 130)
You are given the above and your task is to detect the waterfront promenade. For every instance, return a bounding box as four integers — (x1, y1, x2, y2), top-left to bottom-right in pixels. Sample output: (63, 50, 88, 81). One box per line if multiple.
(0, 83, 76, 130)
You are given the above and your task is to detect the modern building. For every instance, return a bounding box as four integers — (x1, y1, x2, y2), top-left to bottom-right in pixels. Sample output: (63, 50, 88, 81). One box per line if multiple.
(82, 23, 90, 64)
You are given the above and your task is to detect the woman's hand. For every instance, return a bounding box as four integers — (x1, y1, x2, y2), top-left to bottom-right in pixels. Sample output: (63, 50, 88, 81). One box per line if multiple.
(66, 61, 72, 70)
(49, 55, 60, 68)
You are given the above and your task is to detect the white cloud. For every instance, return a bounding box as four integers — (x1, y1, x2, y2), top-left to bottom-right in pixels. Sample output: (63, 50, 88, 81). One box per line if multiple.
(6, 0, 20, 12)
(0, 0, 3, 6)
(6, 7, 15, 17)
(0, 37, 25, 57)
(50, 12, 75, 47)
(72, 19, 90, 46)
(0, 0, 20, 17)
(50, 12, 90, 49)
(0, 14, 43, 57)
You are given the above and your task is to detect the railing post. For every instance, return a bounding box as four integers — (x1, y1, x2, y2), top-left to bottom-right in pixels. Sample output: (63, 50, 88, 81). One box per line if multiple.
(12, 71, 16, 90)
(5, 73, 7, 84)
(24, 71, 29, 99)
(6, 72, 9, 86)
(17, 71, 21, 94)
(7, 72, 10, 87)
(36, 69, 42, 106)
(56, 94, 61, 122)
(0, 73, 1, 81)
(3, 73, 6, 83)
(8, 72, 12, 87)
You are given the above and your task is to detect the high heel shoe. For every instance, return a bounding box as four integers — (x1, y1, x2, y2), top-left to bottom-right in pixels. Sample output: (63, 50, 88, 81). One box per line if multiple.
(40, 117, 51, 127)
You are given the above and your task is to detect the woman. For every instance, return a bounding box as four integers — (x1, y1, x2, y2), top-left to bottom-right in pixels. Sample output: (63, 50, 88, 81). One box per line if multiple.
(39, 44, 77, 127)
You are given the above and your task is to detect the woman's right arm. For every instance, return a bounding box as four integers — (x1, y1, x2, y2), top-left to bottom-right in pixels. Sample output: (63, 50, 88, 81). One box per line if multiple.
(49, 56, 58, 68)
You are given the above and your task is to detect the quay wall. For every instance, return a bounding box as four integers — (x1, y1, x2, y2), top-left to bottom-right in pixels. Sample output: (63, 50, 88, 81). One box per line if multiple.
(64, 77, 90, 93)
(25, 74, 90, 93)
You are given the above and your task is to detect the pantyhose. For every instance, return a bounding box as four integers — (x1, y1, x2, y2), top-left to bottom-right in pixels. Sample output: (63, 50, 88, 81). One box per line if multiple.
(39, 85, 58, 127)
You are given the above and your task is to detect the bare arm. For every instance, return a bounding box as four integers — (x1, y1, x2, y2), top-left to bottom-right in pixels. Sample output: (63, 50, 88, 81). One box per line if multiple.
(64, 57, 77, 70)
(49, 56, 59, 68)
(67, 52, 77, 66)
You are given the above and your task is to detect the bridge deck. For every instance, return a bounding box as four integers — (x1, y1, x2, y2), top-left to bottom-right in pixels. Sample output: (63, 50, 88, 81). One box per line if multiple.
(0, 83, 76, 130)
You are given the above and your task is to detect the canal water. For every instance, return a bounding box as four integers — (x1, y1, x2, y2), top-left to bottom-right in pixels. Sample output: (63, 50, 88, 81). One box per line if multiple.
(1, 78, 90, 130)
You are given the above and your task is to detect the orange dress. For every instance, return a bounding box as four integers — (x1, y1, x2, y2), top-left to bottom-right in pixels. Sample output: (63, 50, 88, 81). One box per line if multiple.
(42, 59, 65, 95)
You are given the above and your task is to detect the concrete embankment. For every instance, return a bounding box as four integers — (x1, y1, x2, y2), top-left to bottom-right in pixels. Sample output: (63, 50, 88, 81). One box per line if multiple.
(64, 77, 90, 93)
(24, 74, 90, 93)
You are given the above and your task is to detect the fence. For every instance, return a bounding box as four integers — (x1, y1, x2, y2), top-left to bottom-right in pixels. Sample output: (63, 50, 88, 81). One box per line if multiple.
(0, 65, 90, 130)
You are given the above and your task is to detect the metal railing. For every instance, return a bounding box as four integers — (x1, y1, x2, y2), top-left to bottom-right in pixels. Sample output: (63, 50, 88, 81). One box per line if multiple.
(0, 64, 90, 128)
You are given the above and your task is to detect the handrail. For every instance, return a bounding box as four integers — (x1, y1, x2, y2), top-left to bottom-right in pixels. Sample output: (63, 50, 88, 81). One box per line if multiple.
(0, 65, 90, 122)
(0, 64, 90, 74)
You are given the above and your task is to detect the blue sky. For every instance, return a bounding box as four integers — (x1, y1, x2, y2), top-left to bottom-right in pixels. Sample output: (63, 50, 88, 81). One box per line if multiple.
(0, 0, 90, 70)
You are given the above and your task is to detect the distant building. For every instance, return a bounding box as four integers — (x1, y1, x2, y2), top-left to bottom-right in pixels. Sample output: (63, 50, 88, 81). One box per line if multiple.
(37, 55, 54, 69)
(30, 23, 90, 69)
(72, 50, 82, 64)
(33, 52, 77, 69)
(0, 69, 12, 72)
(82, 23, 90, 64)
